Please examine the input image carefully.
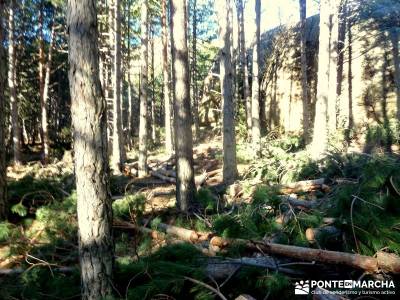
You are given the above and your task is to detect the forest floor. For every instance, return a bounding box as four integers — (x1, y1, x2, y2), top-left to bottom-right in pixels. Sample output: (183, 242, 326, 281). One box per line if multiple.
(1, 133, 400, 299)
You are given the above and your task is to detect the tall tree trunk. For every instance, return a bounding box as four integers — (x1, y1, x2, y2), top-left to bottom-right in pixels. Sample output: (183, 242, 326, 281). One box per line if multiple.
(299, 0, 310, 142)
(390, 29, 400, 121)
(311, 0, 331, 158)
(126, 1, 134, 148)
(170, 0, 196, 212)
(251, 0, 261, 156)
(150, 26, 156, 143)
(39, 1, 45, 148)
(67, 1, 114, 299)
(0, 0, 7, 219)
(162, 0, 173, 154)
(41, 19, 56, 163)
(327, 0, 340, 133)
(8, 0, 21, 165)
(191, 0, 200, 141)
(218, 0, 238, 184)
(138, 0, 148, 177)
(237, 0, 251, 136)
(111, 0, 126, 173)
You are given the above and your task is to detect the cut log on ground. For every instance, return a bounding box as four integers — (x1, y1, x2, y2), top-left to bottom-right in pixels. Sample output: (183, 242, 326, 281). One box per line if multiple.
(279, 195, 320, 209)
(209, 236, 400, 274)
(277, 178, 330, 194)
(119, 219, 400, 274)
(305, 226, 341, 243)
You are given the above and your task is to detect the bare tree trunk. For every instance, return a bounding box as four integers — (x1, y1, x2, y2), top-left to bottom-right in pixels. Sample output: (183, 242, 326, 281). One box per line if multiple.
(162, 0, 173, 154)
(327, 0, 340, 133)
(237, 0, 251, 136)
(0, 0, 7, 219)
(251, 0, 261, 156)
(218, 0, 238, 184)
(39, 1, 45, 149)
(170, 0, 196, 212)
(41, 18, 56, 163)
(8, 0, 21, 165)
(191, 0, 200, 141)
(390, 29, 400, 121)
(150, 26, 156, 143)
(299, 0, 310, 142)
(126, 1, 134, 148)
(67, 0, 114, 299)
(311, 0, 331, 158)
(138, 0, 149, 177)
(111, 0, 126, 173)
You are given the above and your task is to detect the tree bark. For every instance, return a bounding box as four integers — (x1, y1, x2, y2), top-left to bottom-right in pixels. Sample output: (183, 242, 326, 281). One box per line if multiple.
(8, 0, 21, 165)
(390, 29, 400, 121)
(39, 1, 45, 151)
(162, 0, 173, 154)
(138, 0, 149, 177)
(237, 0, 251, 135)
(191, 0, 200, 141)
(170, 0, 197, 212)
(67, 0, 114, 298)
(299, 0, 310, 142)
(327, 0, 340, 133)
(150, 25, 156, 143)
(111, 0, 126, 173)
(251, 0, 261, 156)
(41, 17, 56, 163)
(218, 0, 238, 184)
(311, 0, 331, 158)
(0, 0, 7, 219)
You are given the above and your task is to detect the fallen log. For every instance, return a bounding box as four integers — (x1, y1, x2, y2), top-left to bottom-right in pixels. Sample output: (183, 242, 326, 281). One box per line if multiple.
(305, 226, 341, 243)
(116, 219, 212, 243)
(278, 178, 330, 194)
(0, 266, 76, 276)
(279, 195, 319, 209)
(117, 218, 400, 274)
(209, 236, 400, 274)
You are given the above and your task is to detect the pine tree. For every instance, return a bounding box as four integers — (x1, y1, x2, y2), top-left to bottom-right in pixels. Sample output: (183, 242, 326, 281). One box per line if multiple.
(218, 0, 238, 184)
(170, 0, 196, 212)
(67, 0, 114, 298)
(111, 0, 126, 173)
(8, 0, 22, 165)
(139, 0, 149, 177)
(0, 0, 7, 219)
(251, 0, 261, 156)
(162, 0, 173, 154)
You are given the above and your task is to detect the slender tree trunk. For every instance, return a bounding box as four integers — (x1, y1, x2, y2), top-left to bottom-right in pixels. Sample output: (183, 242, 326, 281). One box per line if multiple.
(191, 0, 200, 141)
(150, 26, 156, 143)
(251, 0, 261, 156)
(111, 0, 126, 173)
(39, 1, 45, 149)
(67, 1, 114, 299)
(327, 0, 340, 133)
(8, 0, 21, 165)
(237, 0, 251, 136)
(311, 0, 331, 158)
(41, 19, 56, 163)
(218, 0, 238, 184)
(0, 0, 7, 219)
(162, 0, 173, 154)
(390, 29, 400, 121)
(299, 0, 310, 142)
(126, 1, 133, 148)
(170, 0, 196, 212)
(138, 0, 149, 177)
